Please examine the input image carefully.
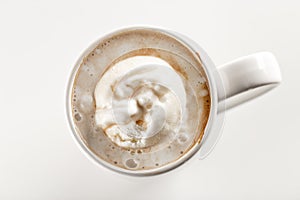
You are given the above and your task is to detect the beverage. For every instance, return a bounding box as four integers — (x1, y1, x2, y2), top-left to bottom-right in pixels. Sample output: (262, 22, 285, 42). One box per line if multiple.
(70, 28, 211, 172)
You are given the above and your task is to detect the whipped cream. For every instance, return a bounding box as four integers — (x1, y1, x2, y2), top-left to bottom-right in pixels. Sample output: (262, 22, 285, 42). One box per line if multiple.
(94, 56, 186, 148)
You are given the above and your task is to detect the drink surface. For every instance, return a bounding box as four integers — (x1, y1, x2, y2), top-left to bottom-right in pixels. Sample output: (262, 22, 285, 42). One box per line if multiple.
(70, 28, 210, 172)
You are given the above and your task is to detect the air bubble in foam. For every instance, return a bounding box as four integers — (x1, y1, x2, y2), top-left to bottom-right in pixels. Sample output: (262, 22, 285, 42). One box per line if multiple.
(197, 77, 206, 84)
(74, 113, 82, 122)
(125, 158, 138, 169)
(177, 133, 188, 144)
(80, 94, 94, 113)
(95, 48, 101, 54)
(199, 89, 208, 97)
(82, 64, 90, 72)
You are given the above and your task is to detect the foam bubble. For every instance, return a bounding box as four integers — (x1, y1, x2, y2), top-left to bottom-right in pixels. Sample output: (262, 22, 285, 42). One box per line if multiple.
(199, 89, 208, 97)
(74, 113, 82, 122)
(125, 158, 138, 169)
(177, 133, 189, 144)
(80, 94, 94, 113)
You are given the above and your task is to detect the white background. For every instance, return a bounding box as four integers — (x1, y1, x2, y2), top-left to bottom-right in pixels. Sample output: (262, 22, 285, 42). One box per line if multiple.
(0, 0, 299, 199)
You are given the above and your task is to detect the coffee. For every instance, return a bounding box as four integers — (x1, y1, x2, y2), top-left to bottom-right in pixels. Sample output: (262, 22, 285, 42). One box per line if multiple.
(71, 28, 210, 172)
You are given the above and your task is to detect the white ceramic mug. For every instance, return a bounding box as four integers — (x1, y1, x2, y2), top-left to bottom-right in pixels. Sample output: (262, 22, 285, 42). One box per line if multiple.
(66, 27, 281, 176)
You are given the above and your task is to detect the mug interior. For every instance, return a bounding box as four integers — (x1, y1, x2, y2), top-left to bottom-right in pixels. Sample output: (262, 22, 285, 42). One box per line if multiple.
(66, 27, 217, 176)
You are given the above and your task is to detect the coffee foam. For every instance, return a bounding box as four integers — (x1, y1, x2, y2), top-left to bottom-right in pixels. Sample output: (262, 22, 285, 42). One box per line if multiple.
(71, 28, 210, 172)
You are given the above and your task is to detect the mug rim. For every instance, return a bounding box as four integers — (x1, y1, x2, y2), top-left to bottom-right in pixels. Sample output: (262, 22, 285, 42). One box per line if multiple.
(65, 26, 219, 176)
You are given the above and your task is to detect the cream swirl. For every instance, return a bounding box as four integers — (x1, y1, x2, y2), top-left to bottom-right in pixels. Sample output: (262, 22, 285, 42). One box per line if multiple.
(94, 56, 186, 148)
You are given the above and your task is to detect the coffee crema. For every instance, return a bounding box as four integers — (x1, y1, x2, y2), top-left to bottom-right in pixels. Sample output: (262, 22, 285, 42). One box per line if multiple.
(71, 28, 210, 172)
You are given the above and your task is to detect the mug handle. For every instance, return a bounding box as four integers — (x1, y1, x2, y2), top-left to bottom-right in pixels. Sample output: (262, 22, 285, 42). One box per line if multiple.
(217, 52, 282, 112)
(198, 52, 281, 159)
